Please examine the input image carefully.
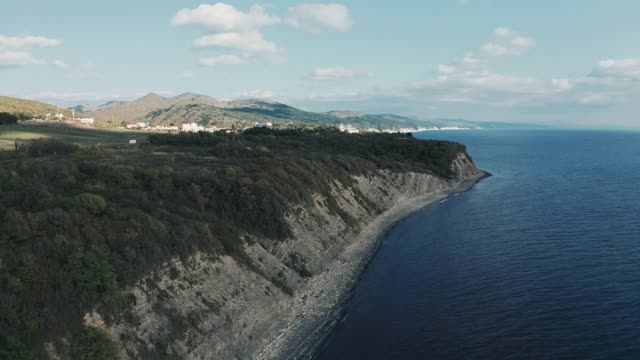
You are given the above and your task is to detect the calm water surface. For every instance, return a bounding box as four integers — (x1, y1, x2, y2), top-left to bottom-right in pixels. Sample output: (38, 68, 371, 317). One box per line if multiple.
(316, 130, 640, 360)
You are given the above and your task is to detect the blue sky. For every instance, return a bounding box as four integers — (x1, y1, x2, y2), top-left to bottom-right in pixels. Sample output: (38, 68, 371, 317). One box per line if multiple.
(2, 0, 640, 128)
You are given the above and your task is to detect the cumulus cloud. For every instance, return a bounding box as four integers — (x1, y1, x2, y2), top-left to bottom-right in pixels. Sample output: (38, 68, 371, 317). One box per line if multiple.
(173, 3, 352, 66)
(0, 35, 61, 49)
(591, 59, 640, 79)
(481, 27, 535, 57)
(437, 64, 456, 74)
(194, 31, 279, 55)
(0, 34, 61, 68)
(199, 54, 247, 67)
(0, 50, 46, 67)
(298, 25, 640, 122)
(311, 66, 371, 80)
(172, 3, 280, 31)
(286, 3, 352, 32)
(173, 3, 284, 64)
(494, 27, 514, 38)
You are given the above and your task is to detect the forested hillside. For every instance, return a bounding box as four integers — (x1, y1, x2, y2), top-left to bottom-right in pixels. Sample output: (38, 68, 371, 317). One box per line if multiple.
(0, 129, 469, 359)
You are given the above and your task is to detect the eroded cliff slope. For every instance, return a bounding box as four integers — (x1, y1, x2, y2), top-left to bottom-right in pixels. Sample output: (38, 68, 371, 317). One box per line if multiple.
(0, 129, 483, 359)
(106, 154, 483, 360)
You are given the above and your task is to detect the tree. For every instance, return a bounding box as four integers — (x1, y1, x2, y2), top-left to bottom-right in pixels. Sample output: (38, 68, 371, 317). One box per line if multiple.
(74, 193, 108, 215)
(63, 249, 119, 305)
(69, 327, 118, 360)
(0, 337, 36, 360)
(0, 113, 18, 126)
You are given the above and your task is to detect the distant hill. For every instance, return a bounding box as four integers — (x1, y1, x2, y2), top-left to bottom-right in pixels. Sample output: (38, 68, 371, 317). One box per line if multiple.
(0, 96, 71, 118)
(51, 92, 537, 130)
(144, 98, 475, 130)
(173, 92, 227, 107)
(86, 93, 228, 124)
(87, 93, 180, 124)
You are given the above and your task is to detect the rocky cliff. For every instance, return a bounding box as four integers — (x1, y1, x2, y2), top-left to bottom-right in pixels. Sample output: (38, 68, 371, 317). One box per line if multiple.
(90, 153, 484, 360)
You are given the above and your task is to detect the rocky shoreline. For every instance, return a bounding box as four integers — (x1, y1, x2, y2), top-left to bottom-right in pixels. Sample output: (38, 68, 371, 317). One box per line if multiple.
(255, 171, 489, 360)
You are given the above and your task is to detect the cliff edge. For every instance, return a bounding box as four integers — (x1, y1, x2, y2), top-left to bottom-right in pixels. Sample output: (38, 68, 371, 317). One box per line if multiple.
(0, 130, 485, 359)
(106, 154, 485, 360)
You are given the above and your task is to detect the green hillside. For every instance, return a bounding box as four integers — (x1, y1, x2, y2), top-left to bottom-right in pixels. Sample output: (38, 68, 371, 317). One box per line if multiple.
(144, 99, 463, 131)
(0, 96, 71, 119)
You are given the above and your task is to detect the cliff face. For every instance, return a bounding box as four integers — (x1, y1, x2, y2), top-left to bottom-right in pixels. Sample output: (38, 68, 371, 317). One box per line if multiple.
(100, 153, 482, 359)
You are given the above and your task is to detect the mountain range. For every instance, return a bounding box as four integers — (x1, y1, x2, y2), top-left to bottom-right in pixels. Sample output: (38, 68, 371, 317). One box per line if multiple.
(74, 92, 504, 130)
(2, 93, 536, 131)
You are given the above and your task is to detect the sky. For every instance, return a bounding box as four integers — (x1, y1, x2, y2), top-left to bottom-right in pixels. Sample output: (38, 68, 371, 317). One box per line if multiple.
(2, 0, 640, 128)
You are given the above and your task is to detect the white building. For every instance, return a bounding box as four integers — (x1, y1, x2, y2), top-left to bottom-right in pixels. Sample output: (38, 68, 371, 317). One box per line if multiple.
(338, 123, 360, 134)
(79, 118, 95, 125)
(182, 122, 204, 132)
(255, 122, 273, 128)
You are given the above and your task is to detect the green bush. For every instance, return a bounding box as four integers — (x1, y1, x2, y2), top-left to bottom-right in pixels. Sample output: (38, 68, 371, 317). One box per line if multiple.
(26, 138, 79, 156)
(0, 112, 19, 126)
(0, 337, 36, 360)
(74, 193, 108, 215)
(63, 249, 120, 305)
(69, 327, 118, 360)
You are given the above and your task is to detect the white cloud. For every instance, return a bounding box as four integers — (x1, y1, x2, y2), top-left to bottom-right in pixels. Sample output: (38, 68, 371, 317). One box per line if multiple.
(311, 66, 371, 80)
(52, 59, 66, 68)
(173, 3, 353, 66)
(172, 3, 280, 31)
(174, 3, 291, 64)
(0, 50, 46, 67)
(494, 27, 514, 38)
(234, 89, 276, 99)
(437, 64, 456, 74)
(199, 54, 247, 67)
(0, 34, 61, 68)
(0, 35, 61, 49)
(481, 27, 535, 57)
(578, 94, 611, 105)
(592, 59, 640, 79)
(551, 78, 572, 91)
(460, 52, 484, 68)
(286, 4, 352, 32)
(194, 31, 279, 55)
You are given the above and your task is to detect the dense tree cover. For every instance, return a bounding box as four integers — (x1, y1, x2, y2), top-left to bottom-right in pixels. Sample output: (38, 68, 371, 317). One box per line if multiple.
(0, 129, 468, 357)
(0, 113, 19, 126)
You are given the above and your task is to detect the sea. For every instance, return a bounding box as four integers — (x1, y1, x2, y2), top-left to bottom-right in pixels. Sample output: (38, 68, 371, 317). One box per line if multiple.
(315, 129, 640, 360)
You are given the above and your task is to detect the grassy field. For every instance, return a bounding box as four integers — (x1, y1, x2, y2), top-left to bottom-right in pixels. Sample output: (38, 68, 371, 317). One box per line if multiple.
(0, 123, 147, 150)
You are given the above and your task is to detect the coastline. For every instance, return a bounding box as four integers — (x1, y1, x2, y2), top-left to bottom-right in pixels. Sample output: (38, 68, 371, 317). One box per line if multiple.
(255, 170, 490, 360)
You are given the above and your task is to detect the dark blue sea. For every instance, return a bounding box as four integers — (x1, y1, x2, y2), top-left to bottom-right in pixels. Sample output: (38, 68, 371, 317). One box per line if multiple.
(316, 129, 640, 360)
